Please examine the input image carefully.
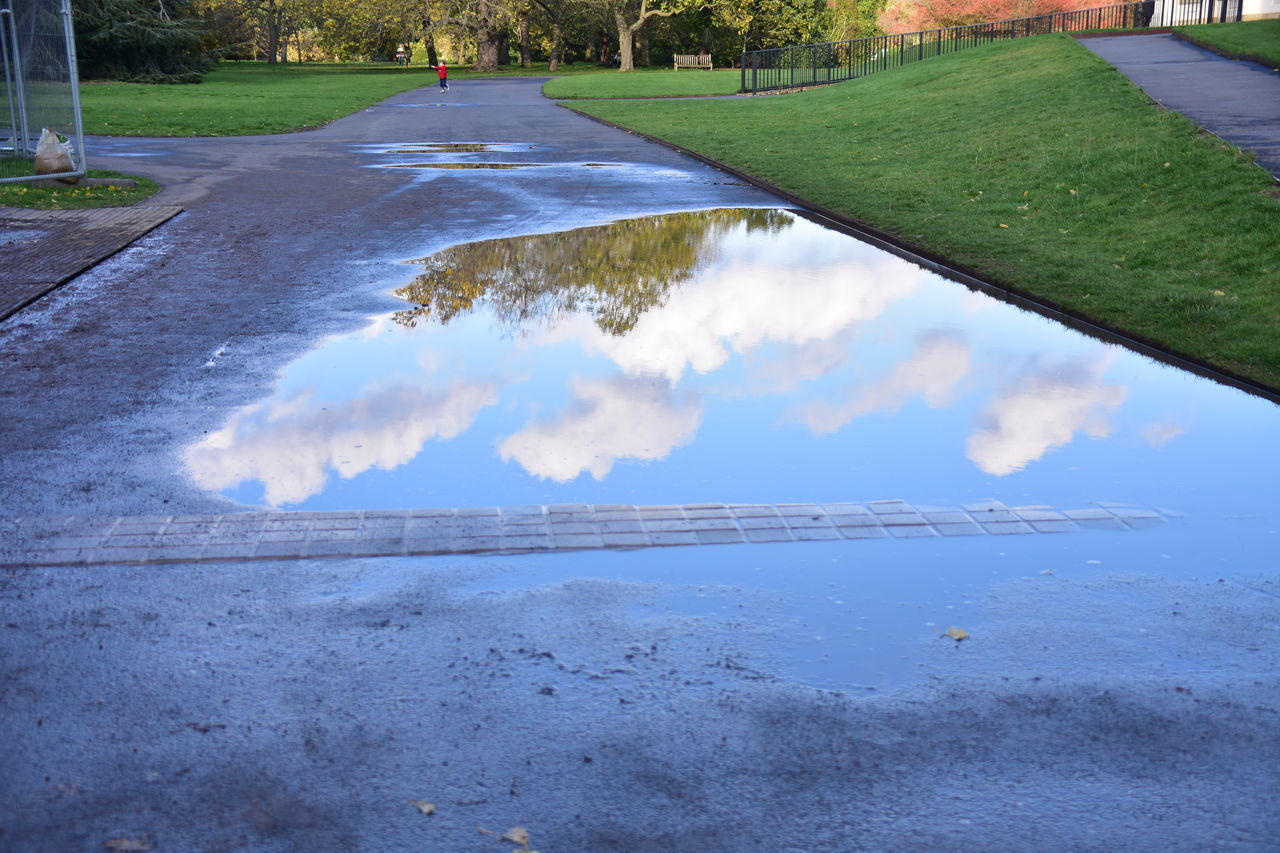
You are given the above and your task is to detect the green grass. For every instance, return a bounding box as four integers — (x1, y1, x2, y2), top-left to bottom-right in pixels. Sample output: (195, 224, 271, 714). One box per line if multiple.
(544, 68, 743, 99)
(81, 62, 432, 135)
(1174, 19, 1280, 67)
(568, 34, 1280, 390)
(0, 170, 160, 209)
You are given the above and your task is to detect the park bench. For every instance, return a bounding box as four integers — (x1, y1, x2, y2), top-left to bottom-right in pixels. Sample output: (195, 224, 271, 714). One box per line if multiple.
(673, 53, 713, 70)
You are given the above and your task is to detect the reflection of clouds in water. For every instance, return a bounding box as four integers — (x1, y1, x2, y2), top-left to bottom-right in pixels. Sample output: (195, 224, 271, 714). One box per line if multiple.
(743, 328, 864, 396)
(186, 381, 498, 506)
(498, 376, 701, 482)
(546, 255, 925, 384)
(791, 330, 972, 434)
(966, 355, 1127, 476)
(1141, 418, 1189, 448)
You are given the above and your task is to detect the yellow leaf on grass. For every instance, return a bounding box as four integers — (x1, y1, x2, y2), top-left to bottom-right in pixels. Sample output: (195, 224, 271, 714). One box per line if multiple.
(942, 626, 969, 642)
(410, 800, 436, 815)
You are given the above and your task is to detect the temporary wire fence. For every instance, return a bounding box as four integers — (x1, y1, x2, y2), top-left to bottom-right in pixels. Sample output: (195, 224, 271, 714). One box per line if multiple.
(740, 0, 1244, 94)
(1, 0, 85, 183)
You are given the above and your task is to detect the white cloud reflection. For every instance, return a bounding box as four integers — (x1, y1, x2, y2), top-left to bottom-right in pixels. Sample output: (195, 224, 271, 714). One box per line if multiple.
(966, 355, 1128, 475)
(792, 330, 972, 434)
(498, 376, 701, 482)
(543, 251, 926, 385)
(185, 380, 498, 505)
(1140, 418, 1189, 448)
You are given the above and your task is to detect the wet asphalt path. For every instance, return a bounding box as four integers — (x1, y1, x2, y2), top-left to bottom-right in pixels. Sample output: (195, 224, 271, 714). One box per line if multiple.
(1, 79, 1278, 851)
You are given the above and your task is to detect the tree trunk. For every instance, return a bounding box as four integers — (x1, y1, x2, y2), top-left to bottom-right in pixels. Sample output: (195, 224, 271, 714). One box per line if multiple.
(265, 9, 280, 66)
(613, 12, 633, 70)
(497, 31, 509, 65)
(598, 29, 613, 66)
(636, 31, 649, 67)
(518, 15, 532, 67)
(426, 36, 438, 66)
(548, 21, 562, 71)
(474, 29, 502, 71)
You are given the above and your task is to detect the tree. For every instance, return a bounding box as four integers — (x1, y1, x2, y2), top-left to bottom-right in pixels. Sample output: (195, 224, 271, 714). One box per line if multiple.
(437, 0, 516, 70)
(714, 0, 826, 52)
(593, 0, 705, 71)
(73, 0, 213, 82)
(393, 210, 791, 334)
(311, 0, 427, 60)
(877, 0, 1094, 32)
(825, 0, 888, 40)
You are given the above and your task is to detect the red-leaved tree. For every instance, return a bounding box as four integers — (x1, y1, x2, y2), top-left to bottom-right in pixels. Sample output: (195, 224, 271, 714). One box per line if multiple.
(878, 0, 1097, 32)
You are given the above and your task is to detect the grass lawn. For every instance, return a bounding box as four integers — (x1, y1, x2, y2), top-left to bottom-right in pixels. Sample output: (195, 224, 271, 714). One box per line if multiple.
(0, 170, 159, 209)
(80, 60, 589, 137)
(1174, 19, 1280, 67)
(544, 68, 742, 99)
(568, 34, 1280, 391)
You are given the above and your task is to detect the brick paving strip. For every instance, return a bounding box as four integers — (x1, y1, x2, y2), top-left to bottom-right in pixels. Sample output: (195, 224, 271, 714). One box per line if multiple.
(0, 499, 1170, 568)
(0, 206, 183, 322)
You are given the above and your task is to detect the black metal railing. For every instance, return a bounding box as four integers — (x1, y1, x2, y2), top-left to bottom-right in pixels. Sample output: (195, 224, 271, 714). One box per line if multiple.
(739, 0, 1243, 94)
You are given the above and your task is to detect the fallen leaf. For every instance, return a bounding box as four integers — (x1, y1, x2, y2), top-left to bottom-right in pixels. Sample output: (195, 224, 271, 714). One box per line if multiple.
(410, 800, 436, 815)
(104, 840, 151, 851)
(503, 827, 531, 846)
(942, 626, 968, 642)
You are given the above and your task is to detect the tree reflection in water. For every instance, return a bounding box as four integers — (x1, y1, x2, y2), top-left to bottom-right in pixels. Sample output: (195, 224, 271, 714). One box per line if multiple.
(393, 209, 791, 336)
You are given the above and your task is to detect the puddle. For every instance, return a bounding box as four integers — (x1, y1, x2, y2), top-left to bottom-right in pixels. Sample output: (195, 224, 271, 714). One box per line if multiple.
(385, 162, 547, 170)
(185, 207, 1279, 524)
(0, 229, 49, 247)
(387, 143, 498, 154)
(185, 206, 1279, 695)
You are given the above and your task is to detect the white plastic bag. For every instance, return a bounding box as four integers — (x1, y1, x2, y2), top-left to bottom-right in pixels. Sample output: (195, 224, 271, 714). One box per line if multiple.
(34, 127, 74, 179)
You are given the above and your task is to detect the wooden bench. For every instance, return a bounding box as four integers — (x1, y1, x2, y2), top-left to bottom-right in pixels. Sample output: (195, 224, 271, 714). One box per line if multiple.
(673, 53, 713, 70)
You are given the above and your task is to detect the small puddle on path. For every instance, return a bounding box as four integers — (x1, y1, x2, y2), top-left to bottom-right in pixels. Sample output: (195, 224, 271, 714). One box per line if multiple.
(389, 143, 499, 154)
(186, 208, 1278, 527)
(386, 162, 546, 170)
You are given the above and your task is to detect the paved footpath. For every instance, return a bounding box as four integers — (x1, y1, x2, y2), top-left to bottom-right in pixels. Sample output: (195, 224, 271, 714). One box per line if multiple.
(2, 79, 1277, 852)
(1081, 33, 1280, 177)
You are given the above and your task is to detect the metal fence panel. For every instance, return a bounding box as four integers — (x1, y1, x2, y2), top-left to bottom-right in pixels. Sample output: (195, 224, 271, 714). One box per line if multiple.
(740, 0, 1244, 94)
(1, 0, 85, 183)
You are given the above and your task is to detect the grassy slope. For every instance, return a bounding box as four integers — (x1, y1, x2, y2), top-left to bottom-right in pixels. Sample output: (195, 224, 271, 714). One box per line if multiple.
(568, 34, 1280, 390)
(544, 68, 742, 99)
(1174, 19, 1280, 66)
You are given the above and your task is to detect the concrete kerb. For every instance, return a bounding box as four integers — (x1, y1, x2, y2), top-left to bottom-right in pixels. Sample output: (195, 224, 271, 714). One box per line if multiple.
(557, 102, 1280, 406)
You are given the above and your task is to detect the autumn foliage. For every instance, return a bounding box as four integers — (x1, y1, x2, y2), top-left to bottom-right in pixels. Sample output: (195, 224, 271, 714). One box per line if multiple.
(876, 0, 1102, 33)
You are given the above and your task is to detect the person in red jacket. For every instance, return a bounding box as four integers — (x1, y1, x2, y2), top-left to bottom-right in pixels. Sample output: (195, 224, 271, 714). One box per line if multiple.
(428, 60, 449, 92)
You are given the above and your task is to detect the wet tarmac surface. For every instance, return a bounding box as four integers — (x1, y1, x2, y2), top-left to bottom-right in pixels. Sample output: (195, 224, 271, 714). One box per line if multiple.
(1, 77, 1278, 850)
